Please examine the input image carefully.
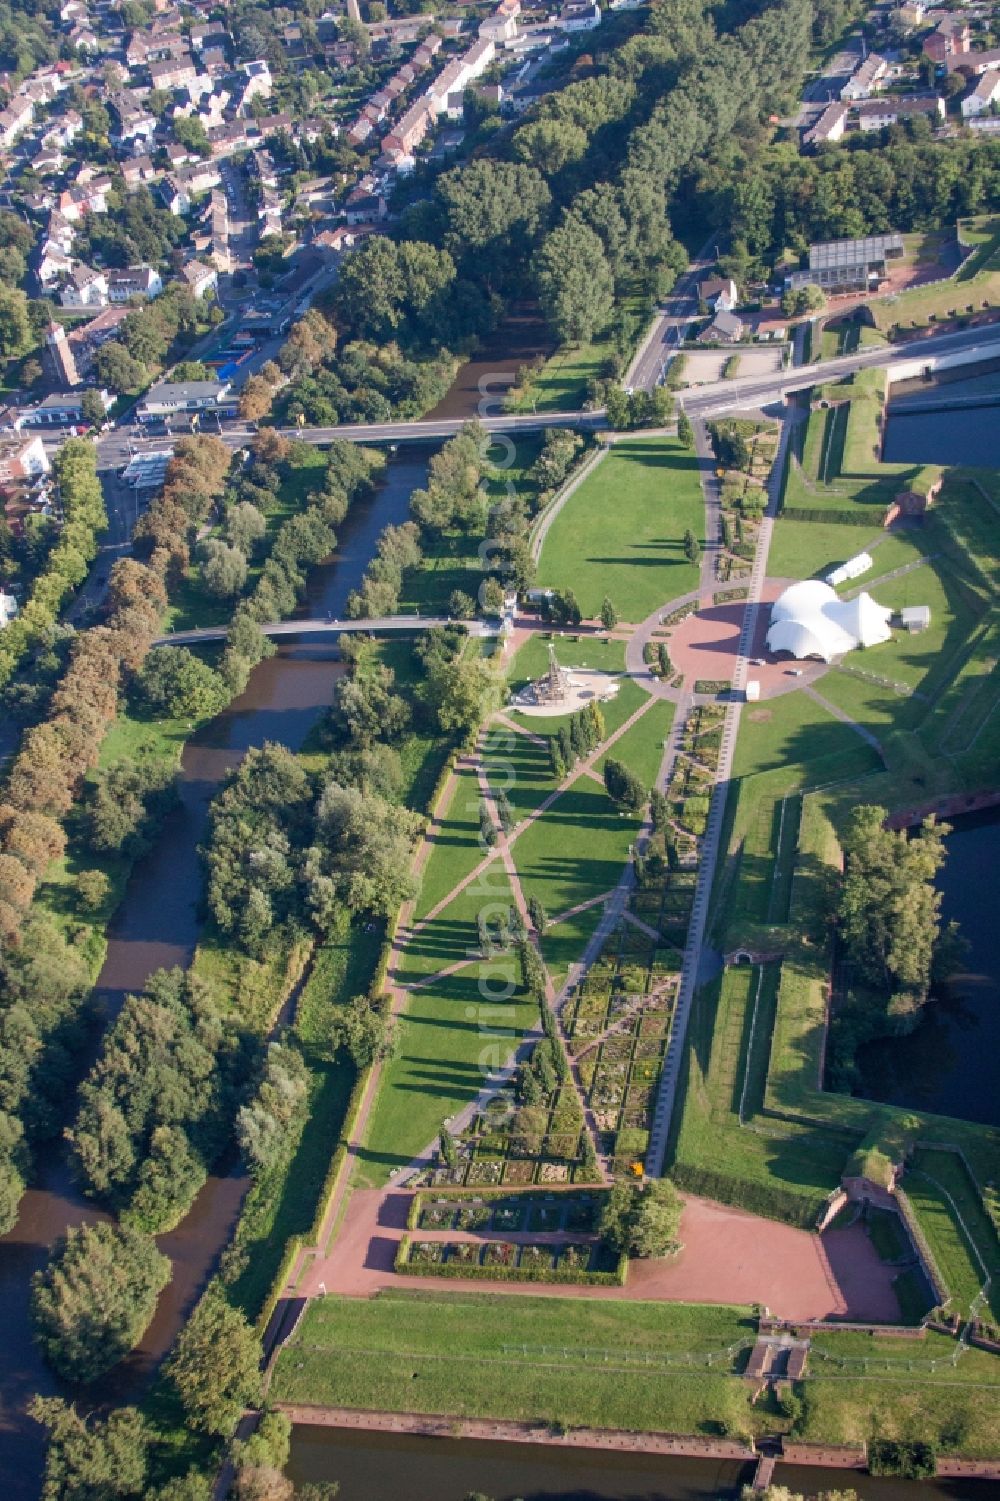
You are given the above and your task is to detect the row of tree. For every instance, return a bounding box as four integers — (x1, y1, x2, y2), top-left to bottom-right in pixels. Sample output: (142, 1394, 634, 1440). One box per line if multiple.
(0, 440, 107, 691)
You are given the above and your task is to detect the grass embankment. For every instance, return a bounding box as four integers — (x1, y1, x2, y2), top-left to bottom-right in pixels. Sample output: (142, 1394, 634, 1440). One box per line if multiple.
(534, 436, 704, 620)
(868, 218, 1000, 335)
(273, 1292, 1000, 1454)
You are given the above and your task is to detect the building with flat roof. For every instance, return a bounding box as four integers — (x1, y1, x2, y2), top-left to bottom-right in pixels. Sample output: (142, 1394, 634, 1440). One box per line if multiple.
(787, 233, 904, 293)
(136, 378, 236, 422)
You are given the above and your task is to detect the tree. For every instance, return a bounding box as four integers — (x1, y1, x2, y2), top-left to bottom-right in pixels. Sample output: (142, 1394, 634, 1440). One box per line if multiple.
(535, 222, 614, 345)
(166, 1296, 263, 1435)
(448, 589, 475, 620)
(135, 647, 229, 720)
(331, 996, 394, 1068)
(236, 1044, 308, 1176)
(75, 869, 110, 914)
(173, 115, 211, 158)
(31, 1223, 170, 1383)
(29, 1398, 150, 1501)
(599, 1179, 683, 1257)
(0, 285, 32, 361)
(683, 528, 701, 566)
(201, 541, 248, 599)
(80, 390, 108, 429)
(227, 502, 267, 558)
(600, 596, 618, 631)
(781, 283, 825, 317)
(94, 342, 148, 395)
(306, 782, 422, 921)
(603, 757, 645, 811)
(419, 653, 503, 736)
(677, 411, 693, 447)
(239, 376, 274, 423)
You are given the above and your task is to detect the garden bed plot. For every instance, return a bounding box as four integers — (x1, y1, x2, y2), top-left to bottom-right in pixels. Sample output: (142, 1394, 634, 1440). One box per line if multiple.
(437, 1082, 592, 1188)
(579, 1005, 672, 1176)
(398, 1235, 622, 1283)
(414, 1189, 603, 1236)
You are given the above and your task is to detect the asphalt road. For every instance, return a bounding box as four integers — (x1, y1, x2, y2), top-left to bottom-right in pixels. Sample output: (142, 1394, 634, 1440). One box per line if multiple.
(628, 236, 720, 392)
(680, 322, 1000, 418)
(154, 614, 497, 646)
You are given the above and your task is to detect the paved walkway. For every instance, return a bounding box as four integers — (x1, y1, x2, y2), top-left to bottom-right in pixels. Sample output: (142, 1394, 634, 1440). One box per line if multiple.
(298, 1189, 900, 1322)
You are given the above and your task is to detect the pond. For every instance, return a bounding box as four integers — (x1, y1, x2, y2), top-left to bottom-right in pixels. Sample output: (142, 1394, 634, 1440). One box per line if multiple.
(854, 807, 1000, 1125)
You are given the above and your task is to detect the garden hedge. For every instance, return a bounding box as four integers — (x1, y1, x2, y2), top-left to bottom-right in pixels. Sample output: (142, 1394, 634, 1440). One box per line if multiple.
(395, 1235, 627, 1286)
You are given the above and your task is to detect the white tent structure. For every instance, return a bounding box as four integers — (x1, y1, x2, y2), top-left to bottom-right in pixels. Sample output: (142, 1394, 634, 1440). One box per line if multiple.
(766, 580, 892, 663)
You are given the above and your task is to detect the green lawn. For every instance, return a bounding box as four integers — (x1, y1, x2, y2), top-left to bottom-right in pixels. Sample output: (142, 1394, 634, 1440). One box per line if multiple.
(733, 690, 880, 783)
(596, 698, 675, 789)
(482, 725, 559, 825)
(512, 775, 642, 923)
(507, 632, 627, 695)
(508, 674, 648, 741)
(905, 1149, 1000, 1322)
(394, 861, 514, 988)
(413, 764, 489, 921)
(273, 1292, 759, 1435)
(767, 518, 889, 581)
(535, 437, 703, 620)
(357, 966, 538, 1185)
(541, 900, 608, 981)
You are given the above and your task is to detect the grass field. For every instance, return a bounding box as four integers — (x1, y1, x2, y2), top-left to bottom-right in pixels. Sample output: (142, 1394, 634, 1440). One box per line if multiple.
(596, 698, 674, 789)
(273, 1293, 1000, 1454)
(413, 764, 488, 922)
(733, 690, 880, 783)
(904, 1149, 1000, 1322)
(356, 965, 539, 1185)
(273, 1291, 760, 1436)
(512, 775, 642, 923)
(534, 437, 703, 620)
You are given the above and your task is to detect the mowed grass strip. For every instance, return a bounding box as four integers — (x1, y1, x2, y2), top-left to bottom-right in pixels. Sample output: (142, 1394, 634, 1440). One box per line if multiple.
(395, 860, 514, 988)
(358, 965, 538, 1185)
(541, 901, 608, 984)
(513, 776, 641, 923)
(535, 437, 703, 620)
(906, 1149, 1000, 1321)
(273, 1292, 757, 1434)
(414, 764, 489, 922)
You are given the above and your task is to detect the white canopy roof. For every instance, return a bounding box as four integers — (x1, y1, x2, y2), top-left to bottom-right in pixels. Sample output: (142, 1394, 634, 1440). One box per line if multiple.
(766, 580, 892, 662)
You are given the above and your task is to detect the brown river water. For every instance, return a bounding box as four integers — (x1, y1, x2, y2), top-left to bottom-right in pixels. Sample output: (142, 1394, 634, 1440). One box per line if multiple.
(0, 450, 429, 1496)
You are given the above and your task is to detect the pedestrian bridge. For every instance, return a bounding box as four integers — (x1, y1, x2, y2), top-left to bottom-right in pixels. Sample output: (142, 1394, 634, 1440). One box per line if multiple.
(152, 615, 497, 647)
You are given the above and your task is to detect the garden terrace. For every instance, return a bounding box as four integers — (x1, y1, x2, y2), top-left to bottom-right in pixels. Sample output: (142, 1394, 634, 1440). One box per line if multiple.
(396, 1234, 625, 1285)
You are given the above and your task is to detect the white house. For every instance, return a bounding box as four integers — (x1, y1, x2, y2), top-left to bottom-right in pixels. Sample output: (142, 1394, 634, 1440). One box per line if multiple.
(179, 259, 218, 298)
(840, 54, 887, 101)
(0, 591, 18, 628)
(700, 275, 738, 312)
(559, 0, 601, 30)
(59, 264, 109, 309)
(0, 433, 49, 483)
(106, 266, 163, 303)
(962, 72, 1000, 118)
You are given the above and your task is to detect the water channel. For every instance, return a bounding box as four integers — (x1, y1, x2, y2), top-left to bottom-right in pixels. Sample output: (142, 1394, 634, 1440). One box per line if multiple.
(882, 370, 1000, 468)
(854, 807, 1000, 1125)
(286, 1426, 996, 1501)
(0, 447, 430, 1496)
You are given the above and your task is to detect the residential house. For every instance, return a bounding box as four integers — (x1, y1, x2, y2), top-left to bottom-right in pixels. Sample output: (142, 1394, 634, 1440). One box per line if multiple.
(895, 2, 926, 30)
(108, 91, 157, 149)
(149, 55, 198, 92)
(190, 21, 229, 51)
(558, 0, 601, 30)
(383, 100, 432, 158)
(179, 258, 217, 298)
(42, 108, 82, 149)
(136, 377, 234, 422)
(0, 434, 49, 483)
(126, 30, 186, 68)
(961, 71, 1000, 116)
(201, 48, 229, 75)
(427, 37, 496, 119)
(840, 53, 887, 101)
(855, 94, 945, 131)
(106, 265, 163, 302)
(121, 154, 160, 189)
(0, 96, 34, 147)
(233, 59, 272, 114)
(804, 99, 849, 147)
(922, 15, 971, 63)
(698, 310, 743, 343)
(699, 276, 738, 312)
(0, 591, 18, 627)
(36, 243, 75, 288)
(786, 232, 904, 293)
(59, 263, 109, 308)
(67, 21, 99, 53)
(344, 177, 389, 224)
(479, 0, 521, 43)
(957, 47, 1000, 77)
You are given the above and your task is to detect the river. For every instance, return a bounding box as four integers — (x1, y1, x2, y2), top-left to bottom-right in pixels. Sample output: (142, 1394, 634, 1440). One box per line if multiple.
(0, 450, 430, 1497)
(855, 807, 1000, 1125)
(286, 1426, 996, 1501)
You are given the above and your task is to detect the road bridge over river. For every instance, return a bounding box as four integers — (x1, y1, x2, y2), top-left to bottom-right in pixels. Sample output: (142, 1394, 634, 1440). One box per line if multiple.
(153, 615, 499, 647)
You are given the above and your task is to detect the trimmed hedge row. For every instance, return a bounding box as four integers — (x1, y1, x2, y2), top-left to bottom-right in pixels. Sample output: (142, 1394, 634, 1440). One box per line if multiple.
(671, 1162, 823, 1230)
(395, 1235, 627, 1286)
(780, 506, 880, 526)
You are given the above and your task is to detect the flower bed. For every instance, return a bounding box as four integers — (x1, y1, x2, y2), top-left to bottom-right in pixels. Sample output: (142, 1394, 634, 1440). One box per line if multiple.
(395, 1234, 628, 1286)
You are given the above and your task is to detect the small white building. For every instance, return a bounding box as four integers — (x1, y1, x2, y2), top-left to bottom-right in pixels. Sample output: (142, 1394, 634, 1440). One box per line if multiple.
(962, 72, 1000, 118)
(0, 590, 18, 628)
(899, 605, 931, 633)
(825, 551, 873, 588)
